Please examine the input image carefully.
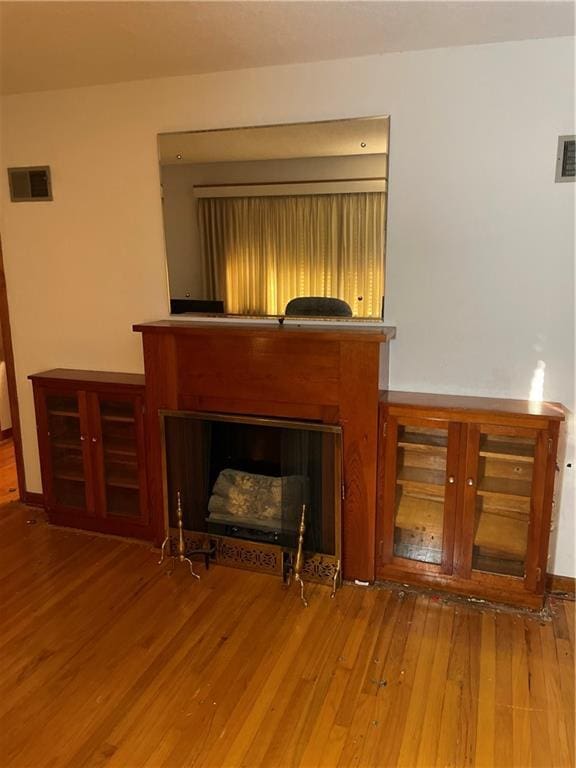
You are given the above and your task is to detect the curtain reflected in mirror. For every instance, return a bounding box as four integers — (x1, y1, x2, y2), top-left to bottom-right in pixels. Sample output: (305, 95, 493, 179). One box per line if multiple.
(198, 192, 385, 317)
(159, 116, 389, 319)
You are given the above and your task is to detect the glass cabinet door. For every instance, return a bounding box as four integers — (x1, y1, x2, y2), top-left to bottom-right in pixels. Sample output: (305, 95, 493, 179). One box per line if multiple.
(95, 395, 146, 522)
(390, 419, 458, 569)
(467, 426, 537, 578)
(45, 392, 90, 512)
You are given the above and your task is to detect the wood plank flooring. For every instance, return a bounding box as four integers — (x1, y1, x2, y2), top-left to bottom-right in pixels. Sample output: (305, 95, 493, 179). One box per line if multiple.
(0, 502, 573, 768)
(0, 438, 18, 505)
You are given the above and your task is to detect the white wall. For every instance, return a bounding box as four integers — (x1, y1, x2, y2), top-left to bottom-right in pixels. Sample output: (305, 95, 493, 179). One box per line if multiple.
(160, 164, 205, 299)
(1, 37, 574, 574)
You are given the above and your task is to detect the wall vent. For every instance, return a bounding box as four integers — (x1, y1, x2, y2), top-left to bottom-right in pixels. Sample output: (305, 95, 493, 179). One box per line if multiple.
(7, 166, 53, 201)
(555, 136, 575, 183)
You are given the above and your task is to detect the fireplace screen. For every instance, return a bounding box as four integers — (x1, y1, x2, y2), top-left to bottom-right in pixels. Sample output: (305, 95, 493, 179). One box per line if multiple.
(162, 412, 342, 557)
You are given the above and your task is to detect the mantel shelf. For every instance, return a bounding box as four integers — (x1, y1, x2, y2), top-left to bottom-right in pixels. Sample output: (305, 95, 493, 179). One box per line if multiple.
(133, 319, 396, 344)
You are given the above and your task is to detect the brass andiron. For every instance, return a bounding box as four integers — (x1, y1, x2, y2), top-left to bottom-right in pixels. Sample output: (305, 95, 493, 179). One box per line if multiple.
(294, 504, 308, 607)
(330, 560, 341, 599)
(158, 535, 170, 564)
(158, 491, 200, 580)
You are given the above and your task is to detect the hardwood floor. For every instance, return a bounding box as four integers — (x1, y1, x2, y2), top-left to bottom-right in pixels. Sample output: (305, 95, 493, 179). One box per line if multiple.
(0, 438, 18, 505)
(0, 501, 573, 768)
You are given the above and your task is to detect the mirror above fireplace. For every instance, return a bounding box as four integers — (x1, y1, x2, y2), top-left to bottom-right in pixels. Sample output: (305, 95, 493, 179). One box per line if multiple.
(158, 116, 390, 320)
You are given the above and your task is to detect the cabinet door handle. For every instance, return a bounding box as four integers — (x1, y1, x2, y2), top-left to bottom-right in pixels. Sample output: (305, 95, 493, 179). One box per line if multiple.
(448, 475, 455, 484)
(466, 477, 475, 487)
(80, 435, 85, 442)
(91, 437, 97, 444)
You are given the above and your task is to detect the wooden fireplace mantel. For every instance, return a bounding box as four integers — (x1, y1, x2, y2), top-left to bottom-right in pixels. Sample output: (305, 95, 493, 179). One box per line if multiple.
(134, 320, 396, 582)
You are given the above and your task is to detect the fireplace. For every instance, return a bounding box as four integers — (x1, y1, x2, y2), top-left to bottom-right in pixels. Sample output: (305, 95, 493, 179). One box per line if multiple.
(161, 411, 343, 591)
(134, 321, 395, 581)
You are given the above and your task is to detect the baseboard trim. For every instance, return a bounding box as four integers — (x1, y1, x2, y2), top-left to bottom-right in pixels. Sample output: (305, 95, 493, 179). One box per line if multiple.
(546, 573, 576, 596)
(0, 427, 13, 440)
(23, 491, 44, 508)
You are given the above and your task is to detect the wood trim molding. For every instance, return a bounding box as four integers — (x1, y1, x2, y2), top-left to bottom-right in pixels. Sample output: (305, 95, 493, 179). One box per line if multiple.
(23, 491, 44, 507)
(0, 237, 27, 499)
(546, 573, 576, 596)
(0, 427, 13, 440)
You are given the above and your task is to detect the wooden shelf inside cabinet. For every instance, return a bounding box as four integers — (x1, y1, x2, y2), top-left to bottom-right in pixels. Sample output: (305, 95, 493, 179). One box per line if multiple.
(54, 457, 85, 483)
(101, 414, 135, 424)
(396, 496, 444, 538)
(474, 513, 528, 561)
(104, 441, 138, 458)
(54, 472, 85, 484)
(398, 433, 448, 451)
(398, 441, 447, 456)
(477, 477, 532, 500)
(106, 473, 139, 490)
(52, 439, 83, 451)
(48, 409, 80, 419)
(479, 439, 535, 462)
(397, 466, 446, 495)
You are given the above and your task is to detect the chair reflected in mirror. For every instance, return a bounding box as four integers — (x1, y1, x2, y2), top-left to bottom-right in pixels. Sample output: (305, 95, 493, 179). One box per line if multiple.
(284, 297, 353, 318)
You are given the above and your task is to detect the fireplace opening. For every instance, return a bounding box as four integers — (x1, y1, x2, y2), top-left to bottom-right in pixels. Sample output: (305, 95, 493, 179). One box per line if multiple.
(162, 412, 342, 571)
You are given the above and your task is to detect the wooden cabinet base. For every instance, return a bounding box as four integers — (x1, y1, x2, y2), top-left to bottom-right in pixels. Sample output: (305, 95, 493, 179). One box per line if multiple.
(23, 491, 44, 507)
(45, 509, 154, 541)
(376, 562, 544, 609)
(545, 573, 576, 596)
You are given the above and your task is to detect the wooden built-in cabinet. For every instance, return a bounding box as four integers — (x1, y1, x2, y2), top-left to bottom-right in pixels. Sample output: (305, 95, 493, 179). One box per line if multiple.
(377, 392, 565, 608)
(30, 370, 151, 539)
(29, 362, 566, 610)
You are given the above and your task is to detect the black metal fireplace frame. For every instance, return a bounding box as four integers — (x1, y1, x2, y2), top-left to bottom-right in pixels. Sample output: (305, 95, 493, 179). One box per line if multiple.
(159, 409, 343, 591)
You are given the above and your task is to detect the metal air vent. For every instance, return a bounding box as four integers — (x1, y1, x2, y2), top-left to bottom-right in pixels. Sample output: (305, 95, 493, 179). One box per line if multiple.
(7, 166, 53, 201)
(555, 136, 575, 182)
